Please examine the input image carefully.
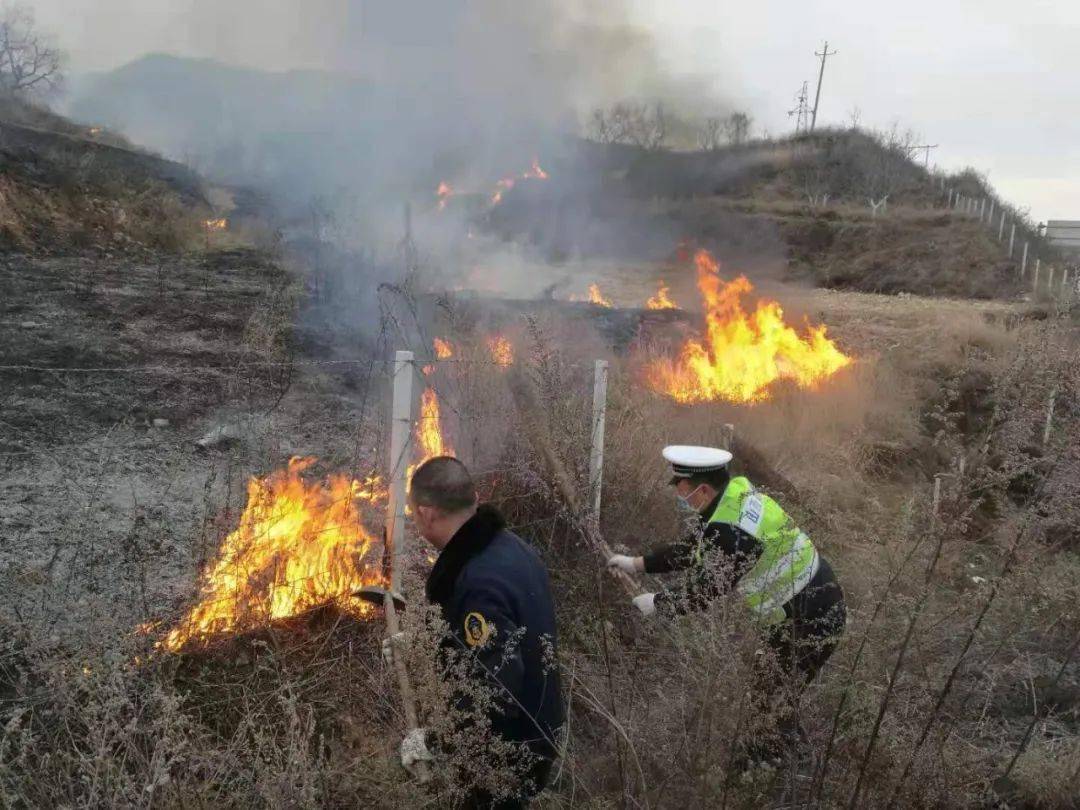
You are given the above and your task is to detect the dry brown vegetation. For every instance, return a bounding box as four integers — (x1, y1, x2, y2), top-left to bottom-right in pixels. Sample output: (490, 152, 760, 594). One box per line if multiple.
(3, 244, 1079, 807)
(0, 99, 211, 254)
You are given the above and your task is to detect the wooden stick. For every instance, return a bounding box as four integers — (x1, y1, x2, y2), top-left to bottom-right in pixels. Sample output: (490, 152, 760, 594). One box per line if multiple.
(507, 366, 639, 595)
(383, 592, 430, 782)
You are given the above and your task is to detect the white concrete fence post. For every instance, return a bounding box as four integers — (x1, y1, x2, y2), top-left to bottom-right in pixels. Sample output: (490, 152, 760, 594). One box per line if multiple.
(998, 211, 1006, 241)
(1022, 242, 1030, 279)
(979, 198, 986, 223)
(588, 359, 609, 520)
(1009, 223, 1016, 257)
(1043, 388, 1058, 448)
(386, 350, 415, 593)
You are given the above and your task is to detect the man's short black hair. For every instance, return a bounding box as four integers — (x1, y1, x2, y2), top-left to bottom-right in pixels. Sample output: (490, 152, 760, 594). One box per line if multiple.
(672, 467, 731, 492)
(409, 456, 477, 513)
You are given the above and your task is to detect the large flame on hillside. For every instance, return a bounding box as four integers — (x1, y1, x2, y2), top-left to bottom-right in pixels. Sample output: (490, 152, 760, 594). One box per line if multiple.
(162, 458, 386, 651)
(646, 283, 678, 310)
(647, 250, 852, 403)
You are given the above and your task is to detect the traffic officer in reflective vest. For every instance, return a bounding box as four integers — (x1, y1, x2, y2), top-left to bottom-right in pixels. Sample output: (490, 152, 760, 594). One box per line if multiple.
(607, 446, 846, 748)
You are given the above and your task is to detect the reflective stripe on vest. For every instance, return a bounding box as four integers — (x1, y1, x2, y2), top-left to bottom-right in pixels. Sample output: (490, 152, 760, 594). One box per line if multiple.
(706, 477, 819, 625)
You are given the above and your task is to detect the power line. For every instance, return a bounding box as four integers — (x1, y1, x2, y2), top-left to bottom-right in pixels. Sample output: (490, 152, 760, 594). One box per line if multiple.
(810, 40, 838, 132)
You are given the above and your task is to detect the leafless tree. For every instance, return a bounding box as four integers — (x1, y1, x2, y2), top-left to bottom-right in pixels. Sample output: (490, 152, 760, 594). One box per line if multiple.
(698, 116, 722, 151)
(724, 112, 751, 146)
(847, 105, 863, 130)
(860, 125, 919, 213)
(587, 102, 668, 150)
(0, 3, 64, 97)
(634, 101, 667, 150)
(589, 107, 614, 144)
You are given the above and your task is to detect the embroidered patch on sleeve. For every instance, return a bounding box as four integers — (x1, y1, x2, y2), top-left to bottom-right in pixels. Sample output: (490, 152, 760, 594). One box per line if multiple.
(463, 611, 492, 648)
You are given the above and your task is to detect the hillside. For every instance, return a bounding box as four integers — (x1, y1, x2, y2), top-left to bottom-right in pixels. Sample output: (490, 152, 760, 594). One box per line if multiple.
(484, 131, 1047, 301)
(0, 96, 210, 252)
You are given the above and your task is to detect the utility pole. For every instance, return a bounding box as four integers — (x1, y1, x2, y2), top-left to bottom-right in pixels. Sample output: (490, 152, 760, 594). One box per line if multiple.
(810, 41, 838, 132)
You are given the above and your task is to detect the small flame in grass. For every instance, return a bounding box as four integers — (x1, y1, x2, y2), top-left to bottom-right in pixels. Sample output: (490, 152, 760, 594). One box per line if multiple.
(646, 249, 852, 404)
(646, 283, 678, 310)
(487, 336, 514, 368)
(161, 458, 386, 651)
(204, 218, 228, 231)
(436, 182, 454, 211)
(574, 283, 613, 308)
(523, 157, 549, 180)
(417, 387, 453, 461)
(433, 338, 454, 359)
(490, 158, 549, 205)
(491, 177, 515, 206)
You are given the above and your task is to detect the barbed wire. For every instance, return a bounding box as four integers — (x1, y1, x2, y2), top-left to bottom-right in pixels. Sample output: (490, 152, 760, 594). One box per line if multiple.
(0, 355, 551, 375)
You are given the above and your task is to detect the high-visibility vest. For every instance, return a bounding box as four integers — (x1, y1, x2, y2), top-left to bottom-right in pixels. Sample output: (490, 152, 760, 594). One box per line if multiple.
(701, 476, 819, 625)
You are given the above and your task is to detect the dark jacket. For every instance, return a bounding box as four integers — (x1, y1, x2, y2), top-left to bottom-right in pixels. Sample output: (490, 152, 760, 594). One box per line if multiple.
(426, 505, 564, 758)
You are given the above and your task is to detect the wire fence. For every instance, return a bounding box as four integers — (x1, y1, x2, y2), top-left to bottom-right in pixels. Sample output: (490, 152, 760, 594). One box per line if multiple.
(937, 176, 1078, 303)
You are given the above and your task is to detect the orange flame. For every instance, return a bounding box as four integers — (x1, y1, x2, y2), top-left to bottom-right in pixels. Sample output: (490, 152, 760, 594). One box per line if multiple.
(204, 218, 228, 231)
(524, 157, 549, 180)
(161, 457, 386, 651)
(436, 182, 454, 211)
(417, 387, 453, 460)
(646, 283, 678, 310)
(490, 159, 549, 205)
(491, 177, 515, 206)
(433, 338, 454, 359)
(487, 336, 514, 368)
(646, 249, 852, 403)
(576, 283, 612, 308)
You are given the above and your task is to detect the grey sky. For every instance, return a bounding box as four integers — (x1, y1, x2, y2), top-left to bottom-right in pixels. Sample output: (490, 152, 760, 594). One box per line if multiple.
(32, 0, 1078, 222)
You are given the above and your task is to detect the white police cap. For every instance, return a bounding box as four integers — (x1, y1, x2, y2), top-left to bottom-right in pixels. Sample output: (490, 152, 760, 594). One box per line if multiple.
(663, 445, 733, 480)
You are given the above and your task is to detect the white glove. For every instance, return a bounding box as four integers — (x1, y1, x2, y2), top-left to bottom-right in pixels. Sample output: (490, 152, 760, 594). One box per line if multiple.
(381, 631, 405, 666)
(607, 554, 643, 574)
(632, 592, 657, 617)
(400, 727, 433, 773)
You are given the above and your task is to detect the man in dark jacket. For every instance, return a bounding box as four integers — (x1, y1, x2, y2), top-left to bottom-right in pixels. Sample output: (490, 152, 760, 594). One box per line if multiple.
(400, 456, 564, 807)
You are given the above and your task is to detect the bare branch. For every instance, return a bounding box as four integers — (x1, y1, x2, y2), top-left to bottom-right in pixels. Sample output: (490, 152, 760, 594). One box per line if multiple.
(0, 3, 64, 98)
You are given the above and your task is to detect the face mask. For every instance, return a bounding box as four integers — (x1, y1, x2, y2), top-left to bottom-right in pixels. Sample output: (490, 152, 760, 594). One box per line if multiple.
(676, 484, 704, 513)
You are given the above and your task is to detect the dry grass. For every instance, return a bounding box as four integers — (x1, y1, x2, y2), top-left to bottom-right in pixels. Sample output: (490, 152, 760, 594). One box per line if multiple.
(1, 248, 1079, 808)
